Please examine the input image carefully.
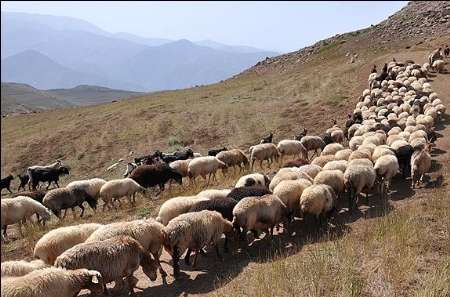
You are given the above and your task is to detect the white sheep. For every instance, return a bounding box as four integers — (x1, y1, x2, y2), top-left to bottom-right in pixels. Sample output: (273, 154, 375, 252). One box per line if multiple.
(299, 184, 336, 223)
(432, 60, 445, 73)
(235, 173, 270, 188)
(197, 188, 232, 200)
(321, 143, 344, 156)
(313, 170, 345, 198)
(344, 162, 376, 212)
(164, 210, 233, 277)
(410, 147, 431, 188)
(299, 136, 326, 159)
(374, 155, 399, 197)
(99, 178, 146, 210)
(311, 155, 336, 168)
(169, 159, 192, 178)
(1, 259, 49, 278)
(273, 179, 312, 216)
(1, 196, 51, 240)
(156, 195, 209, 225)
(276, 139, 307, 161)
(1, 267, 104, 297)
(296, 164, 323, 179)
(249, 143, 280, 169)
(322, 160, 348, 173)
(269, 168, 313, 191)
(232, 194, 289, 241)
(86, 218, 167, 278)
(371, 145, 396, 162)
(33, 223, 102, 265)
(66, 178, 106, 200)
(334, 149, 352, 161)
(187, 156, 227, 184)
(55, 235, 158, 294)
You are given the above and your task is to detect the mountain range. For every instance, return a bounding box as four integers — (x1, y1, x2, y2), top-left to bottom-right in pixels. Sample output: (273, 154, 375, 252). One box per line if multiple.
(1, 12, 278, 92)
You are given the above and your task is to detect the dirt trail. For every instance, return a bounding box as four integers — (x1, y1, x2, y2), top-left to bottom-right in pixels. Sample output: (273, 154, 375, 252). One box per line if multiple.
(79, 53, 450, 297)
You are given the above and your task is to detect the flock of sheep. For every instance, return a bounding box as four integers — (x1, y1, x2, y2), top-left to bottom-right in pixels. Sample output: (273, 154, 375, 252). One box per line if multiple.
(0, 54, 448, 297)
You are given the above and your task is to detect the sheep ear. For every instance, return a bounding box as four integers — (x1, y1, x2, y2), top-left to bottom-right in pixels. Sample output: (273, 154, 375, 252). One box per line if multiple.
(91, 275, 100, 284)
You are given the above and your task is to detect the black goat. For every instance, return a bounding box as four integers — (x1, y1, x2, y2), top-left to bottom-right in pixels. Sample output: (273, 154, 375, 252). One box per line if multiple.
(29, 166, 70, 190)
(0, 175, 14, 194)
(17, 174, 29, 192)
(260, 132, 273, 144)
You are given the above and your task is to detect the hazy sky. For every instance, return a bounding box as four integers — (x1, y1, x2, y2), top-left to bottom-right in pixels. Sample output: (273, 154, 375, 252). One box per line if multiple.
(2, 1, 407, 52)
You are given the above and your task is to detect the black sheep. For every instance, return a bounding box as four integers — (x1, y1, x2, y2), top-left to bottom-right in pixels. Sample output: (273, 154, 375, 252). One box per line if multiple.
(395, 144, 414, 178)
(17, 174, 29, 192)
(208, 147, 227, 156)
(129, 163, 183, 194)
(260, 132, 273, 144)
(29, 166, 70, 190)
(226, 186, 272, 202)
(188, 196, 238, 221)
(320, 132, 334, 145)
(0, 175, 14, 194)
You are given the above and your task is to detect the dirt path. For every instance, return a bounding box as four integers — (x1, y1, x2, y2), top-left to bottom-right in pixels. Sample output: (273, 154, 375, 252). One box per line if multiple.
(82, 54, 450, 297)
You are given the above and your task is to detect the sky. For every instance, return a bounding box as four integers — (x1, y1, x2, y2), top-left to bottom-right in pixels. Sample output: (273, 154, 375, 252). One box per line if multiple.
(1, 1, 408, 53)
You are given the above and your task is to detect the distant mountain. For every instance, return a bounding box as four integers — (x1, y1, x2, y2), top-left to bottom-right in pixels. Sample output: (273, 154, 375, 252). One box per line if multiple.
(0, 50, 141, 90)
(195, 40, 272, 54)
(1, 12, 278, 91)
(111, 32, 171, 47)
(1, 82, 73, 115)
(1, 82, 145, 115)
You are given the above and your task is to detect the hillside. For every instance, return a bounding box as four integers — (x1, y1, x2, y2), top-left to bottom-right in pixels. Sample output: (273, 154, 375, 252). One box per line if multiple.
(1, 2, 450, 296)
(1, 82, 73, 115)
(1, 82, 144, 115)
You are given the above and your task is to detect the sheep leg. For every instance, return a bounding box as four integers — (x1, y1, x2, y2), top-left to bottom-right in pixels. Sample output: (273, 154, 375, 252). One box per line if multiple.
(184, 249, 192, 265)
(18, 221, 24, 237)
(223, 236, 229, 253)
(7, 186, 12, 194)
(215, 245, 223, 260)
(172, 246, 180, 278)
(192, 250, 199, 268)
(79, 205, 85, 217)
(46, 181, 51, 190)
(62, 209, 68, 219)
(2, 225, 7, 237)
(259, 160, 263, 169)
(152, 253, 167, 277)
(251, 229, 259, 239)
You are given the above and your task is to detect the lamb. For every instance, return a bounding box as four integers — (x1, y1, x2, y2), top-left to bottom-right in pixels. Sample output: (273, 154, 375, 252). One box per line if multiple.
(273, 179, 312, 216)
(226, 185, 272, 202)
(188, 196, 238, 221)
(156, 195, 209, 225)
(216, 149, 249, 173)
(235, 173, 270, 188)
(232, 194, 289, 242)
(374, 155, 399, 198)
(33, 223, 102, 264)
(55, 235, 158, 294)
(322, 160, 348, 173)
(410, 146, 432, 188)
(311, 155, 336, 168)
(334, 149, 352, 161)
(208, 147, 228, 156)
(300, 136, 326, 159)
(66, 178, 106, 201)
(299, 184, 336, 224)
(281, 157, 309, 168)
(276, 140, 307, 161)
(86, 218, 166, 278)
(1, 259, 49, 277)
(1, 196, 51, 240)
(129, 163, 183, 193)
(187, 156, 227, 184)
(249, 143, 280, 169)
(163, 210, 234, 277)
(313, 170, 345, 198)
(0, 174, 14, 194)
(344, 163, 376, 213)
(0, 267, 104, 297)
(42, 187, 97, 218)
(321, 143, 344, 156)
(99, 178, 146, 210)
